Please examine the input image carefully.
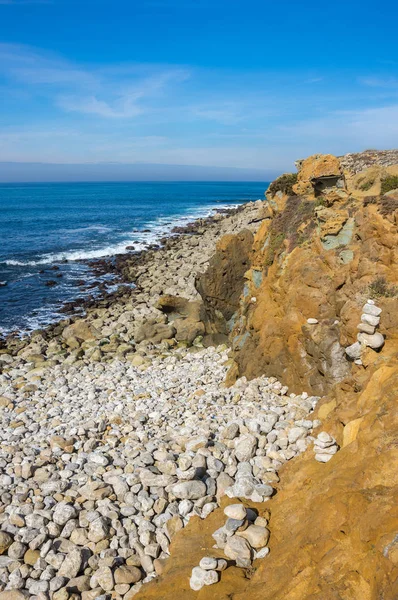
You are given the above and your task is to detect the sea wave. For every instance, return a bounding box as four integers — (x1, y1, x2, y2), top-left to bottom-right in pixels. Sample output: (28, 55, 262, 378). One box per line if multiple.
(2, 203, 238, 267)
(60, 224, 112, 234)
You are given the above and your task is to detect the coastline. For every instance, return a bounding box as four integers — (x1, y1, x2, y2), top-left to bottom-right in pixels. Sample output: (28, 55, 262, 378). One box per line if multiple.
(0, 193, 321, 599)
(0, 180, 266, 340)
(0, 200, 249, 345)
(0, 199, 263, 362)
(0, 151, 397, 598)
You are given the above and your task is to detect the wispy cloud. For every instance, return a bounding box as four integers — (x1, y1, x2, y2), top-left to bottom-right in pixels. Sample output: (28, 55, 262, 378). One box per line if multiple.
(58, 95, 142, 119)
(1, 43, 398, 170)
(192, 104, 244, 125)
(279, 104, 398, 152)
(0, 43, 189, 119)
(359, 76, 398, 88)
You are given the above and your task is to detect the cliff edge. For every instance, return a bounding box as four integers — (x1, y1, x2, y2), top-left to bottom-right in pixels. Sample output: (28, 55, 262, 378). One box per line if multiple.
(197, 150, 398, 396)
(137, 150, 398, 600)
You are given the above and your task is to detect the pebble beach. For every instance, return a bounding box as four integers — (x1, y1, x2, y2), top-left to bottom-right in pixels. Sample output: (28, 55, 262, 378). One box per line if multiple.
(0, 200, 321, 599)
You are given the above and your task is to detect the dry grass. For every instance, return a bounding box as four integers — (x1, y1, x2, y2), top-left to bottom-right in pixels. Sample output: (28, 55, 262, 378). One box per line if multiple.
(369, 276, 398, 298)
(265, 196, 316, 266)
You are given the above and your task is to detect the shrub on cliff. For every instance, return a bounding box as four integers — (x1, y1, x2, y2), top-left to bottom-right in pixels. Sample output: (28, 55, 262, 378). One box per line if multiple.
(265, 196, 315, 266)
(380, 174, 398, 195)
(358, 178, 375, 191)
(369, 276, 398, 298)
(267, 173, 298, 197)
(379, 195, 398, 216)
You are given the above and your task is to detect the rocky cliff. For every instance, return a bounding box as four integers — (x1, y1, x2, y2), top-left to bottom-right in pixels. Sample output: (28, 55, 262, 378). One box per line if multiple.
(137, 151, 398, 600)
(197, 151, 398, 396)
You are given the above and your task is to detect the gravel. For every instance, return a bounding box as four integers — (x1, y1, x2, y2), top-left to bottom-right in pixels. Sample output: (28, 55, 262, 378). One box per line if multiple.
(0, 345, 321, 598)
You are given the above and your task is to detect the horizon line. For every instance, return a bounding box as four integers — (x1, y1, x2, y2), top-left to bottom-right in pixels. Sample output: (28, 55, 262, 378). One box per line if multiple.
(0, 179, 271, 184)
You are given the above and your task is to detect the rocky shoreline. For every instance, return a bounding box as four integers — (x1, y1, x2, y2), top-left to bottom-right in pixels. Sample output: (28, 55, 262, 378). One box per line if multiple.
(2, 148, 397, 600)
(0, 197, 324, 599)
(0, 201, 254, 356)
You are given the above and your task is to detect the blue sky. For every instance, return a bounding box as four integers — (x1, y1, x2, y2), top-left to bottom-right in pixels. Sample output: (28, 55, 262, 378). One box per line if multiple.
(0, 0, 398, 178)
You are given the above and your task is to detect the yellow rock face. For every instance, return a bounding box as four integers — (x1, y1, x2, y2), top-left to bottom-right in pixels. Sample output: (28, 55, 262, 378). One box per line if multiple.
(343, 416, 364, 447)
(138, 153, 398, 600)
(317, 398, 337, 420)
(293, 153, 343, 197)
(136, 358, 398, 600)
(198, 155, 398, 396)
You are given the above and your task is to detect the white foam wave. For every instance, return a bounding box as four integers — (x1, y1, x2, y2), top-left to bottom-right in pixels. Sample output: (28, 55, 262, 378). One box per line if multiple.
(61, 224, 112, 234)
(2, 203, 240, 267)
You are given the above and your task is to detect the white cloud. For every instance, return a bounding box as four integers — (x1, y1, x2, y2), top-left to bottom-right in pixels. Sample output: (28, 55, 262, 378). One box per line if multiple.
(359, 76, 398, 88)
(58, 95, 144, 119)
(1, 43, 398, 170)
(0, 44, 190, 119)
(278, 105, 398, 157)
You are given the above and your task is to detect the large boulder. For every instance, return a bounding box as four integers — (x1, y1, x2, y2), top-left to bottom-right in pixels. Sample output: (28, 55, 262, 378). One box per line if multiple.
(135, 322, 176, 344)
(174, 318, 205, 343)
(62, 320, 99, 342)
(155, 295, 204, 322)
(196, 229, 254, 335)
(293, 153, 344, 199)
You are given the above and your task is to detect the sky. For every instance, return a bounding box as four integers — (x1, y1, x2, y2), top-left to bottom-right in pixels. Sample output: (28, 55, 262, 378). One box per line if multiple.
(0, 0, 398, 180)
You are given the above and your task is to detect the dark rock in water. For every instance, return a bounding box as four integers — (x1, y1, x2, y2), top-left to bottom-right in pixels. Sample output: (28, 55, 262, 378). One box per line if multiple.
(125, 245, 135, 250)
(50, 265, 60, 270)
(60, 302, 79, 313)
(77, 280, 86, 286)
(39, 269, 45, 274)
(56, 273, 63, 278)
(45, 280, 58, 287)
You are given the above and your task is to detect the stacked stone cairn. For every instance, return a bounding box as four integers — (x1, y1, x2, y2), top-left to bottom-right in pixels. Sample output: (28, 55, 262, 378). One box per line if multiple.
(345, 299, 384, 364)
(313, 432, 339, 463)
(190, 502, 270, 591)
(189, 557, 227, 591)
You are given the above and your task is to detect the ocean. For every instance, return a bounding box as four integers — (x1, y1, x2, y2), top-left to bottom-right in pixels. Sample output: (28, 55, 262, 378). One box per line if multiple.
(0, 181, 267, 336)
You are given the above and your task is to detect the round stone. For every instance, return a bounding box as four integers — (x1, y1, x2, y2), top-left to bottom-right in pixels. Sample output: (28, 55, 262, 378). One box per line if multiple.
(224, 503, 247, 520)
(0, 532, 13, 554)
(199, 556, 218, 570)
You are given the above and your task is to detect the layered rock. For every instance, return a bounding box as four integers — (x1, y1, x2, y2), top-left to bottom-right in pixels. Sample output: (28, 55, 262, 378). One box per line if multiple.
(197, 151, 398, 396)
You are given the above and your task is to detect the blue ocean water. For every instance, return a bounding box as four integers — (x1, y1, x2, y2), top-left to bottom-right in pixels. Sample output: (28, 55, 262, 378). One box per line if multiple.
(0, 181, 267, 335)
